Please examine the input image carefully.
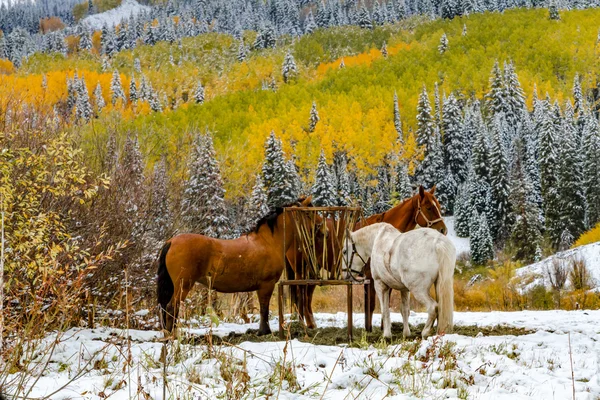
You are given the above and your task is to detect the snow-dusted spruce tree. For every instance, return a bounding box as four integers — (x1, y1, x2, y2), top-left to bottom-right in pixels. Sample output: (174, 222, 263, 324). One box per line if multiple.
(66, 76, 76, 116)
(381, 41, 388, 58)
(262, 132, 297, 207)
(433, 82, 442, 128)
(582, 113, 600, 227)
(509, 140, 542, 263)
(486, 61, 506, 117)
(438, 33, 448, 54)
(559, 228, 574, 251)
(548, 0, 560, 20)
(181, 133, 230, 238)
(118, 134, 146, 241)
(194, 81, 205, 104)
(488, 119, 510, 241)
(304, 10, 317, 34)
(393, 91, 403, 142)
(503, 61, 526, 129)
(558, 110, 586, 239)
(134, 58, 141, 73)
(237, 40, 247, 62)
(117, 24, 128, 51)
(312, 150, 336, 206)
(538, 103, 562, 246)
(442, 93, 466, 200)
(129, 78, 138, 104)
(147, 158, 172, 244)
(246, 174, 270, 230)
(332, 150, 351, 206)
(454, 183, 472, 237)
(94, 82, 105, 114)
(101, 56, 111, 72)
(357, 4, 372, 29)
(308, 101, 319, 132)
(104, 134, 118, 176)
(573, 74, 586, 135)
(470, 212, 494, 266)
(149, 89, 162, 112)
(79, 30, 92, 51)
(462, 24, 467, 36)
(282, 51, 298, 83)
(467, 166, 493, 232)
(418, 126, 444, 190)
(416, 86, 434, 148)
(110, 70, 126, 105)
(101, 25, 117, 56)
(394, 161, 412, 201)
(373, 163, 392, 213)
(75, 76, 92, 123)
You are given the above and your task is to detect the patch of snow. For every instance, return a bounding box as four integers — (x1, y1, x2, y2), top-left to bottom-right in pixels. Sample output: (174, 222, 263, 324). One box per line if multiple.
(516, 242, 600, 292)
(81, 0, 150, 30)
(445, 216, 470, 256)
(8, 310, 600, 399)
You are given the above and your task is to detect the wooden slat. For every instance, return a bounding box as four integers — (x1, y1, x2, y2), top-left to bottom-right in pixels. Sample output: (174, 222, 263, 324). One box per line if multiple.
(279, 279, 371, 286)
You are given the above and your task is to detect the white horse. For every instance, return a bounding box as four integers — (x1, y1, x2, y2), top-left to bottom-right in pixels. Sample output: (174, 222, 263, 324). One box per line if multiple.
(342, 223, 456, 339)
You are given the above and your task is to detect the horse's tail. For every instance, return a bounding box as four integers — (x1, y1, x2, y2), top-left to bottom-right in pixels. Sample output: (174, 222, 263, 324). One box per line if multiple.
(434, 237, 456, 334)
(156, 241, 173, 330)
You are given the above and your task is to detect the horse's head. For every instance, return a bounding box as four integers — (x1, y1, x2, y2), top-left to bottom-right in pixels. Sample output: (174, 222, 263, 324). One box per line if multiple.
(299, 195, 329, 239)
(415, 185, 447, 235)
(341, 229, 367, 282)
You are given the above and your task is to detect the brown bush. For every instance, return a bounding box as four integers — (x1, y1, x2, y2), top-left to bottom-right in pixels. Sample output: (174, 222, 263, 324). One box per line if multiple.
(39, 17, 65, 34)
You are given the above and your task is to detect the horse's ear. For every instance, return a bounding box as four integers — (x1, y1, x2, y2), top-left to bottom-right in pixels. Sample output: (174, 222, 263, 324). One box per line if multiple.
(301, 196, 313, 206)
(430, 185, 436, 195)
(419, 185, 425, 199)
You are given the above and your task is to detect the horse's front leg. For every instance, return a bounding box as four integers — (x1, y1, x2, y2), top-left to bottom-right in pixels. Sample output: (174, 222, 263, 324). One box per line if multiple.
(305, 285, 317, 329)
(375, 281, 392, 339)
(400, 290, 412, 338)
(257, 282, 276, 336)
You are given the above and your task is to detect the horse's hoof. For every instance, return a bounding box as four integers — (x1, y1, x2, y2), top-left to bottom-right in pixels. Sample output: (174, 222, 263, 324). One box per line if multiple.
(257, 329, 271, 336)
(403, 331, 413, 339)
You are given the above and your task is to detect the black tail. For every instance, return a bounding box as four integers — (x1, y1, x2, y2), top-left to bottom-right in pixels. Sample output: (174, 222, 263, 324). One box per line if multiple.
(156, 241, 173, 330)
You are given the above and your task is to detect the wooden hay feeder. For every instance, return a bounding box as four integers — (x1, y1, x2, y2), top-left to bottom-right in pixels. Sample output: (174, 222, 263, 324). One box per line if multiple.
(277, 206, 371, 341)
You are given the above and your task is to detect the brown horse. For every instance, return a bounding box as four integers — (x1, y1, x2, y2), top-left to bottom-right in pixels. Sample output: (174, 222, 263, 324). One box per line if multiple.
(157, 197, 324, 336)
(288, 185, 447, 329)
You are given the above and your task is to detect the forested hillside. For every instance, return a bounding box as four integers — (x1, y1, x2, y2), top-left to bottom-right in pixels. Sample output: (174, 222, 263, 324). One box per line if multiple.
(2, 0, 600, 318)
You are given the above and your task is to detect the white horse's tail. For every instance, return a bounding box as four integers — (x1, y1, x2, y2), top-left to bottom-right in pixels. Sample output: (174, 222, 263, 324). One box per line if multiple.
(435, 238, 456, 334)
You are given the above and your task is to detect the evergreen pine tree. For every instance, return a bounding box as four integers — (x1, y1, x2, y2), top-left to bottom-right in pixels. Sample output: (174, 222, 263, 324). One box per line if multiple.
(246, 174, 270, 229)
(129, 78, 138, 104)
(438, 33, 448, 54)
(548, 0, 560, 20)
(117, 134, 146, 241)
(134, 57, 141, 73)
(488, 119, 511, 241)
(194, 81, 205, 104)
(79, 30, 92, 51)
(393, 91, 403, 142)
(442, 93, 467, 185)
(470, 212, 494, 265)
(110, 69, 126, 105)
(539, 103, 562, 246)
(558, 115, 587, 239)
(503, 61, 526, 128)
(394, 161, 413, 201)
(75, 76, 92, 123)
(181, 133, 230, 238)
(486, 61, 506, 116)
(418, 127, 445, 189)
(308, 101, 319, 132)
(381, 41, 388, 58)
(282, 51, 298, 83)
(582, 113, 600, 226)
(332, 150, 351, 206)
(454, 183, 472, 237)
(237, 39, 247, 62)
(509, 140, 542, 262)
(94, 82, 105, 113)
(148, 158, 172, 243)
(416, 86, 434, 147)
(304, 10, 317, 34)
(373, 162, 392, 213)
(262, 132, 296, 207)
(312, 150, 337, 206)
(357, 4, 372, 29)
(462, 23, 467, 35)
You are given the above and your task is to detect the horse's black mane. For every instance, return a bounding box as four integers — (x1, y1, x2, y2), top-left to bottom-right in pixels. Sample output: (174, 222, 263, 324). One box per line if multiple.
(251, 197, 308, 234)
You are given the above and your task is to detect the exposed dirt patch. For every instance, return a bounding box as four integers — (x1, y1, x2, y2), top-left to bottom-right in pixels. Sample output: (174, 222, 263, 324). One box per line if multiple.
(183, 321, 533, 347)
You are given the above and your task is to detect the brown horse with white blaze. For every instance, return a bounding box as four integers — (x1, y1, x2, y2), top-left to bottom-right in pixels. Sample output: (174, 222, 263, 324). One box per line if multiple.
(288, 185, 447, 329)
(157, 197, 323, 336)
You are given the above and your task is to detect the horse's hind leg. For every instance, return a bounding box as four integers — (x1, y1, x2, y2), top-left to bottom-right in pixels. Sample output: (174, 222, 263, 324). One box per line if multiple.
(412, 290, 438, 339)
(257, 282, 276, 336)
(375, 281, 392, 339)
(400, 290, 412, 338)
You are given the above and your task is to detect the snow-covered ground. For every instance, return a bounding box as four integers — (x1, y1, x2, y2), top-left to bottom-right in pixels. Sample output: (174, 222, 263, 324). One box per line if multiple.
(7, 310, 600, 399)
(82, 0, 150, 29)
(445, 216, 470, 257)
(516, 242, 600, 292)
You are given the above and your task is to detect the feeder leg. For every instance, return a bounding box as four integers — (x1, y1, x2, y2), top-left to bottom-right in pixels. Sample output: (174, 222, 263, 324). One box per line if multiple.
(278, 284, 284, 339)
(364, 282, 372, 332)
(347, 284, 353, 342)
